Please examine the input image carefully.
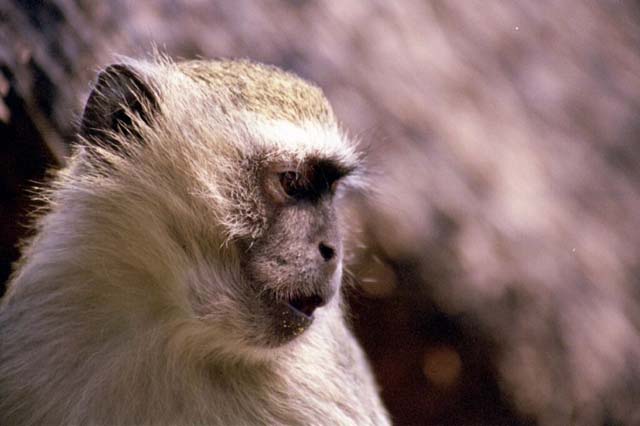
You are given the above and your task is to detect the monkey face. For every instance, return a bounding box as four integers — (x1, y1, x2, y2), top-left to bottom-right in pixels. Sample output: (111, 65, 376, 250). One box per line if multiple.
(238, 159, 348, 347)
(183, 157, 352, 354)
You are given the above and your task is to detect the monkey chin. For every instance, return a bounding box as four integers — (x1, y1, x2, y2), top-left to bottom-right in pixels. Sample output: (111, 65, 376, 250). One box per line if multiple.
(246, 278, 338, 350)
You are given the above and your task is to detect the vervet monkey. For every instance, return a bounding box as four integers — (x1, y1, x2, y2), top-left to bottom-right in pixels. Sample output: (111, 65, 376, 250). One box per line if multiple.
(0, 57, 390, 425)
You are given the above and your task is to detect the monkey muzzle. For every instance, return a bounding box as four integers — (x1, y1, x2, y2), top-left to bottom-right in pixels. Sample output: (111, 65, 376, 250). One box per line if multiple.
(241, 226, 342, 346)
(258, 275, 336, 345)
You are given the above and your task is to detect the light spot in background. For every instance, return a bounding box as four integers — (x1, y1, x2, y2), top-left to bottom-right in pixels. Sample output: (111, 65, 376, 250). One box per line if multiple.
(422, 345, 462, 388)
(358, 254, 398, 298)
(0, 73, 10, 124)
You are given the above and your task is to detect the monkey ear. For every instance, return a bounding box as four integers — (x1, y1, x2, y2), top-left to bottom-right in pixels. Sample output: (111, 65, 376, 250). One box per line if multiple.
(80, 63, 159, 145)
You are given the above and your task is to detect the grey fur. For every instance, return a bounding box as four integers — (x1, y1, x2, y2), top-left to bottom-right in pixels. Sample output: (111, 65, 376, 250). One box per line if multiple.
(0, 57, 389, 425)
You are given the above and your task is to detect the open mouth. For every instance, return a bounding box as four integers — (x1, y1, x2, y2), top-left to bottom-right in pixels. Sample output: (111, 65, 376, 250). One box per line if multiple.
(256, 289, 331, 345)
(287, 294, 325, 318)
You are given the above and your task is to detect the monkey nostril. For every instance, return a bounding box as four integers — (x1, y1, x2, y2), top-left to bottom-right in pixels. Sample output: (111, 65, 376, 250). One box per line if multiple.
(318, 242, 335, 261)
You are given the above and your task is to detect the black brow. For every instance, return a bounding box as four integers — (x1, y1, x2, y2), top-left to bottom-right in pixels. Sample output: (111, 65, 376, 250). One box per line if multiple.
(303, 158, 353, 196)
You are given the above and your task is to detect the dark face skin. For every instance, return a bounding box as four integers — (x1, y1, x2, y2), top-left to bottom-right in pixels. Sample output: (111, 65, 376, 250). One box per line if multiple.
(240, 158, 349, 347)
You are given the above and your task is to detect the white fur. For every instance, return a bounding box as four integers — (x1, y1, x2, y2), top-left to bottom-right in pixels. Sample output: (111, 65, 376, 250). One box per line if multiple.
(247, 116, 359, 164)
(0, 58, 389, 425)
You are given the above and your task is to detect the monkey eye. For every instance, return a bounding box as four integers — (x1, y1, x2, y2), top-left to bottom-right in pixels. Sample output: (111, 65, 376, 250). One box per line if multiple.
(279, 171, 308, 199)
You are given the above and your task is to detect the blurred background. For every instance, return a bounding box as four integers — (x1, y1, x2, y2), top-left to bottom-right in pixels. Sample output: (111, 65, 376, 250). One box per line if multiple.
(2, 1, 640, 425)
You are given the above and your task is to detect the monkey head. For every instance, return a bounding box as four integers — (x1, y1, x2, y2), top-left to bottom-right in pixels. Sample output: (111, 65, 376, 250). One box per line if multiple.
(78, 58, 362, 358)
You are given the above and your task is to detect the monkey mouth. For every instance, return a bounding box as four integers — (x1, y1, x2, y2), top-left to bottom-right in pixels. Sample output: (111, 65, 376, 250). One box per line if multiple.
(261, 290, 330, 346)
(256, 290, 328, 345)
(287, 294, 325, 318)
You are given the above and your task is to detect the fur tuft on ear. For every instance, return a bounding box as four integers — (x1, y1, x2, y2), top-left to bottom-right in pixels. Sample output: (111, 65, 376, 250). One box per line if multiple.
(80, 63, 159, 146)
